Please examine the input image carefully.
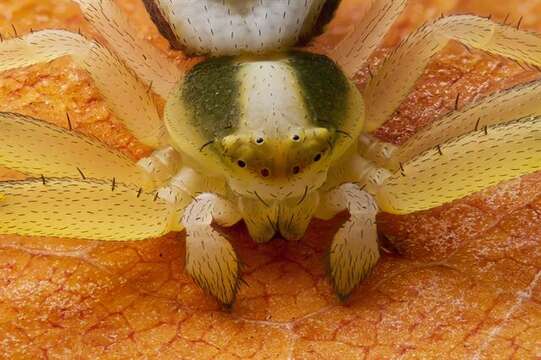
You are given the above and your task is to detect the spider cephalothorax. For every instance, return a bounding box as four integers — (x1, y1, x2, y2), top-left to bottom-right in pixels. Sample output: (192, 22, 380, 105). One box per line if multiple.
(1, 0, 541, 306)
(165, 51, 363, 202)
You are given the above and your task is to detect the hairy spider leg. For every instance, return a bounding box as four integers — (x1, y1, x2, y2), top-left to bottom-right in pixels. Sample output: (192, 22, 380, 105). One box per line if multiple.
(361, 15, 541, 132)
(0, 30, 167, 148)
(74, 0, 182, 98)
(325, 6, 541, 298)
(389, 80, 541, 169)
(182, 193, 242, 306)
(331, 0, 407, 78)
(0, 112, 149, 186)
(0, 178, 187, 240)
(316, 183, 379, 299)
(376, 115, 541, 214)
(361, 80, 541, 169)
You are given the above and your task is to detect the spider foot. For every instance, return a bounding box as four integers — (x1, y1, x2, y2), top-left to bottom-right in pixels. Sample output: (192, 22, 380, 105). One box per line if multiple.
(185, 229, 241, 306)
(319, 184, 380, 300)
(328, 217, 380, 301)
(183, 194, 242, 305)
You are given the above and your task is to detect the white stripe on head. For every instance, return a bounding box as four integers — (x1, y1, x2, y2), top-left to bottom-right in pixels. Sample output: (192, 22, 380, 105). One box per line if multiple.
(237, 59, 311, 139)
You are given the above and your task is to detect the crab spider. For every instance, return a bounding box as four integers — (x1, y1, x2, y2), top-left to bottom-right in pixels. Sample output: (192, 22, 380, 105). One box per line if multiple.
(1, 0, 541, 306)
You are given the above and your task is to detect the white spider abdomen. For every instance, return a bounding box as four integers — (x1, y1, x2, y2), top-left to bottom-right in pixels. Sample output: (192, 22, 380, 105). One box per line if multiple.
(143, 0, 341, 55)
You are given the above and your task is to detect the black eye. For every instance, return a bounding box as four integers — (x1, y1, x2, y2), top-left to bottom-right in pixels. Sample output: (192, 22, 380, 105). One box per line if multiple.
(314, 153, 322, 162)
(292, 134, 300, 142)
(237, 160, 246, 168)
(260, 168, 270, 177)
(292, 166, 300, 174)
(256, 137, 264, 144)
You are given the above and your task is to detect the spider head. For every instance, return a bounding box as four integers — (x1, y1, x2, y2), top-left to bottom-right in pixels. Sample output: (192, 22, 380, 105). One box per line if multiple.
(165, 51, 364, 202)
(217, 128, 334, 200)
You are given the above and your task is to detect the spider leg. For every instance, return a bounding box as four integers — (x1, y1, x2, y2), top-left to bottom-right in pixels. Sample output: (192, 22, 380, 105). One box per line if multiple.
(0, 30, 166, 148)
(316, 183, 379, 300)
(182, 194, 242, 306)
(0, 177, 188, 240)
(0, 112, 149, 186)
(357, 134, 399, 172)
(137, 146, 182, 185)
(362, 15, 541, 133)
(393, 80, 541, 167)
(376, 115, 541, 214)
(73, 0, 182, 98)
(331, 0, 407, 78)
(361, 80, 541, 169)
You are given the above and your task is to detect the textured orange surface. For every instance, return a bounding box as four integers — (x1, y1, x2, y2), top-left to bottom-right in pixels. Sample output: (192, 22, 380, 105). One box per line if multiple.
(0, 0, 541, 359)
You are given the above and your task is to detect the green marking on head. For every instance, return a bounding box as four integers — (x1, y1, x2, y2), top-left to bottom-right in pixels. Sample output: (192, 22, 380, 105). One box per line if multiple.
(181, 57, 241, 140)
(287, 50, 350, 132)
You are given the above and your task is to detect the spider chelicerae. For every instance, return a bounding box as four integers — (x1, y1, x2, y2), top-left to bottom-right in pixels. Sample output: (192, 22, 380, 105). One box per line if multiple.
(1, 0, 541, 306)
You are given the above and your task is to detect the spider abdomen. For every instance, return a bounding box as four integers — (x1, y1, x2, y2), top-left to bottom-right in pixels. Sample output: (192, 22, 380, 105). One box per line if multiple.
(143, 0, 341, 56)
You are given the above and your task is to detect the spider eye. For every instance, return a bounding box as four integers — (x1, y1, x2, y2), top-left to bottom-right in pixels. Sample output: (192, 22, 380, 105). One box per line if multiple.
(260, 168, 270, 177)
(256, 137, 265, 145)
(292, 134, 300, 142)
(314, 153, 322, 162)
(237, 160, 246, 168)
(292, 166, 300, 174)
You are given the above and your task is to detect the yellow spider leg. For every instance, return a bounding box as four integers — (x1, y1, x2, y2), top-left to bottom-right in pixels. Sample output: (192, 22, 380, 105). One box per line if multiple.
(331, 0, 407, 78)
(74, 0, 182, 98)
(362, 80, 541, 169)
(376, 115, 541, 214)
(0, 178, 187, 241)
(391, 80, 541, 167)
(0, 30, 166, 148)
(0, 112, 148, 185)
(363, 15, 541, 132)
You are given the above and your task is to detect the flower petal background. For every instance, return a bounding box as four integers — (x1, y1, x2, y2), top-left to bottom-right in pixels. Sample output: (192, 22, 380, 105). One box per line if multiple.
(0, 0, 540, 358)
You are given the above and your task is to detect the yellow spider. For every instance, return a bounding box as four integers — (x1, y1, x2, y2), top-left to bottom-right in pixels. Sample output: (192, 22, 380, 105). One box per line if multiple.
(1, 0, 541, 306)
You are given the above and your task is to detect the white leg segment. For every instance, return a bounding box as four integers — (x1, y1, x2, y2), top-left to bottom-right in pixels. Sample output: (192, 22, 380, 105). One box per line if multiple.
(331, 0, 407, 78)
(357, 133, 399, 170)
(182, 194, 242, 306)
(363, 15, 541, 132)
(0, 30, 167, 148)
(169, 167, 228, 197)
(0, 112, 149, 186)
(316, 183, 380, 299)
(137, 146, 182, 186)
(323, 149, 392, 196)
(74, 0, 182, 98)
